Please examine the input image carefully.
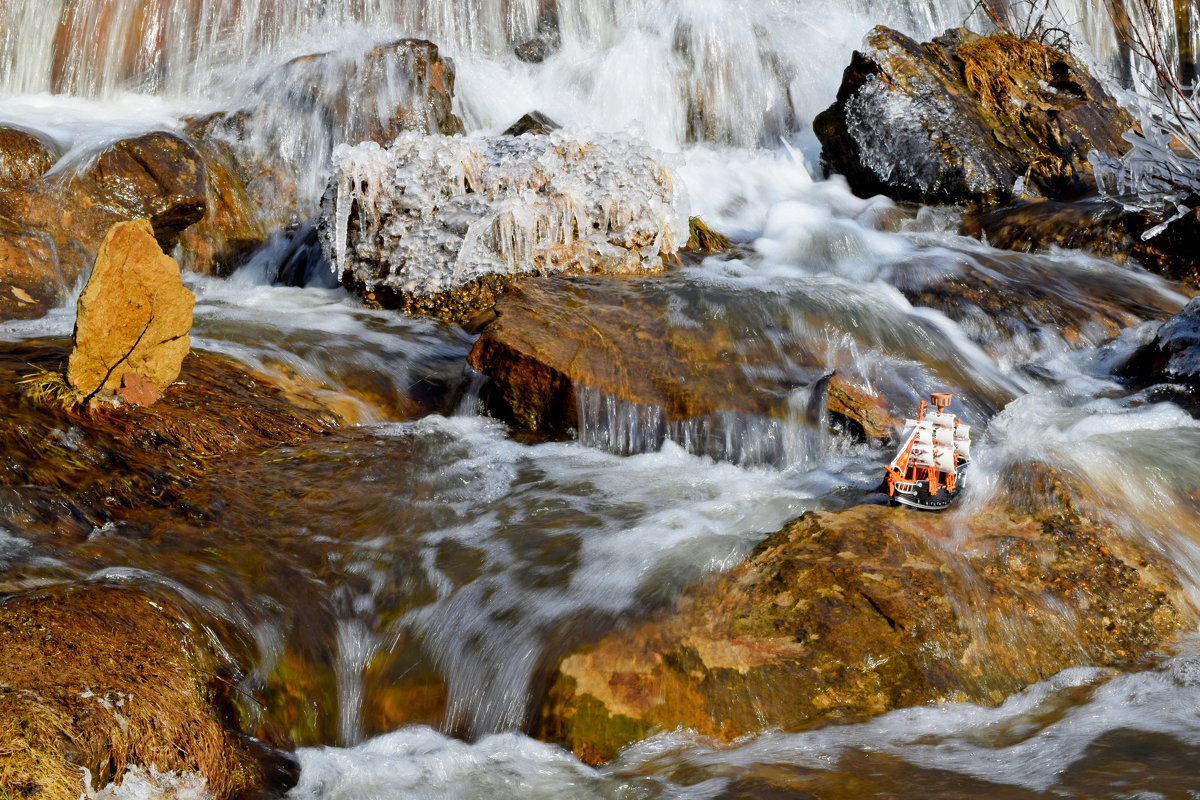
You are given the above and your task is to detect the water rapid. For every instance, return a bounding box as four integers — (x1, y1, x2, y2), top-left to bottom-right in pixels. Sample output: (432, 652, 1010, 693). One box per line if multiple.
(2, 1, 1200, 798)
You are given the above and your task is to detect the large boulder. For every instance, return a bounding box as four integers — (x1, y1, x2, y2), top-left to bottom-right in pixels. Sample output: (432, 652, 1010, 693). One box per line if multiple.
(0, 131, 208, 322)
(67, 219, 195, 404)
(540, 470, 1190, 764)
(0, 585, 270, 798)
(814, 27, 1134, 208)
(320, 133, 687, 322)
(177, 38, 466, 277)
(963, 200, 1200, 292)
(467, 277, 899, 457)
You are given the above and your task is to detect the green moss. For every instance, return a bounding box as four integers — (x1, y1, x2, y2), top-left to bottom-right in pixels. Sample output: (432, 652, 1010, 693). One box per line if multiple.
(686, 217, 731, 254)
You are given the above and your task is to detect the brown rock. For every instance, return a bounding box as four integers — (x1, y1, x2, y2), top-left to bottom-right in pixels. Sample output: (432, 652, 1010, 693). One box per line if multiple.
(79, 131, 208, 251)
(963, 200, 1200, 293)
(0, 585, 263, 797)
(117, 371, 163, 406)
(0, 124, 60, 185)
(175, 135, 272, 276)
(468, 277, 901, 447)
(541, 473, 1190, 764)
(0, 131, 209, 322)
(814, 27, 1134, 208)
(67, 219, 195, 401)
(0, 223, 62, 322)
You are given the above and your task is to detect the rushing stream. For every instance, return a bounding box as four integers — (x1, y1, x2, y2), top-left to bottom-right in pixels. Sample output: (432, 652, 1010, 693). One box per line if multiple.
(3, 0, 1200, 798)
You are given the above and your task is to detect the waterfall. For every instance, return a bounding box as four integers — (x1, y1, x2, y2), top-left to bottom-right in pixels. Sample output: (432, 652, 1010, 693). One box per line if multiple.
(4, 0, 1194, 150)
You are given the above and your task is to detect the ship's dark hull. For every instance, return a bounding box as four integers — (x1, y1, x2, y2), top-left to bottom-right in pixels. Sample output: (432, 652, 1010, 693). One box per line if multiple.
(893, 484, 958, 511)
(891, 464, 968, 512)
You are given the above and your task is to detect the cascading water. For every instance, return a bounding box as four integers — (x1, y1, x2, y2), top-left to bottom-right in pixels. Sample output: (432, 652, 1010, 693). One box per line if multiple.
(3, 0, 1200, 798)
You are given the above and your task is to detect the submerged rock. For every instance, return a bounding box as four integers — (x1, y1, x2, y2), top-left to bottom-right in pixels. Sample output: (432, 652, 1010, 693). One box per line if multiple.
(67, 220, 194, 403)
(467, 277, 899, 459)
(814, 27, 1133, 208)
(540, 470, 1189, 764)
(0, 585, 266, 798)
(964, 200, 1200, 292)
(320, 133, 687, 322)
(4, 341, 333, 528)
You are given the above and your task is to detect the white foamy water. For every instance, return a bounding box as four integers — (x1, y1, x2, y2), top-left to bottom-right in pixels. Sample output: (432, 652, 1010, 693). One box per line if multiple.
(4, 2, 1200, 799)
(287, 645, 1200, 798)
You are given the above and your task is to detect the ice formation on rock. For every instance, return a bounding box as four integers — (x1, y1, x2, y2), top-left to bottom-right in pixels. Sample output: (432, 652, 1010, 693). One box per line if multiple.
(320, 131, 688, 303)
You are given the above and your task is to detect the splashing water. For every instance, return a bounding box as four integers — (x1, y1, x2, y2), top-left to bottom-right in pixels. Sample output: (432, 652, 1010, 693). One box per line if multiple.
(3, 1, 1200, 799)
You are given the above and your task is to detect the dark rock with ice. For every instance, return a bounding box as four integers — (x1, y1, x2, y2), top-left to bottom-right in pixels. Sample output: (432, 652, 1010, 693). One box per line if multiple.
(540, 467, 1191, 765)
(320, 132, 688, 323)
(814, 27, 1134, 209)
(1121, 297, 1200, 390)
(503, 111, 562, 136)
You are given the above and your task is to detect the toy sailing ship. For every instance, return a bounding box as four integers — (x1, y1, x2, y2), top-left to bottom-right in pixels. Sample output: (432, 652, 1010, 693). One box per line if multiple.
(885, 392, 971, 511)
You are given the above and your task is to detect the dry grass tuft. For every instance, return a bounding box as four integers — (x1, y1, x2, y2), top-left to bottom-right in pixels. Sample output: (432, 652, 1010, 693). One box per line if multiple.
(956, 34, 1074, 124)
(0, 691, 81, 800)
(17, 368, 88, 411)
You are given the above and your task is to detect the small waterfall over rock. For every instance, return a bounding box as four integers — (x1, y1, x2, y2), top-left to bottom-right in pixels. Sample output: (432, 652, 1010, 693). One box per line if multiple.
(4, 0, 1195, 149)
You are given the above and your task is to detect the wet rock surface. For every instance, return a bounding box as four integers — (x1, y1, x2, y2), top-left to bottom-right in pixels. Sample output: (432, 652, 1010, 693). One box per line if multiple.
(540, 470, 1190, 765)
(67, 219, 195, 402)
(2, 341, 332, 532)
(321, 133, 686, 323)
(0, 124, 60, 185)
(0, 585, 266, 798)
(814, 27, 1133, 209)
(963, 200, 1200, 292)
(1120, 297, 1200, 390)
(891, 244, 1182, 351)
(467, 276, 899, 447)
(0, 131, 208, 322)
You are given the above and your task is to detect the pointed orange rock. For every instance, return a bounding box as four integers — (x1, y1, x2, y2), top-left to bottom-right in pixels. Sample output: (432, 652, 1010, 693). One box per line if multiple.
(67, 219, 194, 402)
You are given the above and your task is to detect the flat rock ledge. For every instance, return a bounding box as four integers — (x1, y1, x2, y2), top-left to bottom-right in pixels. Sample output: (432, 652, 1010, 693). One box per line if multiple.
(467, 277, 900, 457)
(539, 470, 1190, 765)
(319, 132, 687, 323)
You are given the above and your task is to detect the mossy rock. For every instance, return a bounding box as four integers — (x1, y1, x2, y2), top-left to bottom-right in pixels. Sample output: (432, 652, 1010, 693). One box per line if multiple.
(0, 585, 264, 798)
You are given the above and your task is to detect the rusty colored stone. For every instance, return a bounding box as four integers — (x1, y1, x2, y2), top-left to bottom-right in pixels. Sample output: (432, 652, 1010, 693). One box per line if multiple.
(541, 474, 1190, 764)
(67, 219, 194, 401)
(468, 276, 900, 441)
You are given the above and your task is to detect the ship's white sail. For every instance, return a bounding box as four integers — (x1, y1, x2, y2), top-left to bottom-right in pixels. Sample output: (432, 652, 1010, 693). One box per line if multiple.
(955, 424, 970, 441)
(933, 427, 954, 446)
(934, 448, 957, 472)
(956, 438, 971, 460)
(915, 427, 933, 446)
(927, 412, 956, 428)
(910, 446, 935, 467)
